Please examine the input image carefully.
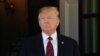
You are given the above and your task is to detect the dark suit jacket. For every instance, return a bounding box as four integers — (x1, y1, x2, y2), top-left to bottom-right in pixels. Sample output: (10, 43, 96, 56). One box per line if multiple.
(18, 34, 80, 56)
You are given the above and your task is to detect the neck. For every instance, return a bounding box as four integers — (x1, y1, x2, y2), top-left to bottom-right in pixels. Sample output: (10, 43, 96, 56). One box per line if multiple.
(43, 31, 56, 36)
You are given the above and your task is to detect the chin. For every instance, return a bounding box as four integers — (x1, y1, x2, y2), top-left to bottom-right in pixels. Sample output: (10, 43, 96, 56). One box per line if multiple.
(43, 29, 50, 32)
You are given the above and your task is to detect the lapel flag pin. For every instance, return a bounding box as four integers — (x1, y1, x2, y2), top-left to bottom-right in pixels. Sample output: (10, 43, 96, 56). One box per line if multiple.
(61, 41, 64, 44)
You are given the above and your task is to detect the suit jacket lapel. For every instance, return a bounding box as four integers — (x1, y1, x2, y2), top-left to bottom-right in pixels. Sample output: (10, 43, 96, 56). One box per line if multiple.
(57, 35, 65, 56)
(34, 34, 45, 56)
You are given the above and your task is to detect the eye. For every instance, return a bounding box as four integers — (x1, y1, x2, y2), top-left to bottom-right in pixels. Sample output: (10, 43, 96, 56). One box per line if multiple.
(40, 17, 44, 19)
(39, 17, 45, 20)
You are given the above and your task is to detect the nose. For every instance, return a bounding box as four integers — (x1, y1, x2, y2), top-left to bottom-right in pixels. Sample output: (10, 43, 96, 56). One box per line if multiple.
(43, 17, 49, 23)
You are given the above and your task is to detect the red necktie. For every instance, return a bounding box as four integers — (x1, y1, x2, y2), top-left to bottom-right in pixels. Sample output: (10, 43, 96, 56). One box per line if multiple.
(46, 37, 54, 56)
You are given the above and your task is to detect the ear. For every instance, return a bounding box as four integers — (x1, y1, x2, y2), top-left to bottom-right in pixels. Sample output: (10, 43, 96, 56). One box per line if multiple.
(57, 18, 60, 26)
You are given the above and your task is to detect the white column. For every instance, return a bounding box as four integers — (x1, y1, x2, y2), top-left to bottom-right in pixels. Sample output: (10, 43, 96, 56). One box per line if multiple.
(59, 0, 79, 43)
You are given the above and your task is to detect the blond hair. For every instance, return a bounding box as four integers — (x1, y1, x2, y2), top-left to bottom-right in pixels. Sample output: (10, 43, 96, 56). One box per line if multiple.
(39, 6, 59, 17)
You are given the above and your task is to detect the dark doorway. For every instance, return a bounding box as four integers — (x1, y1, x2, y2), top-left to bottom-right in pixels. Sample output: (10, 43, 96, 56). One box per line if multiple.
(0, 0, 59, 56)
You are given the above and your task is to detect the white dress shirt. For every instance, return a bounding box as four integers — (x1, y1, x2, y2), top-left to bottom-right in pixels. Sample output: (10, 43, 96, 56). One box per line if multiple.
(42, 31, 58, 56)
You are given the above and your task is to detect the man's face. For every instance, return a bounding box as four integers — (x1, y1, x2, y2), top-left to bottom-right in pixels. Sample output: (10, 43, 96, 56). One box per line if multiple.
(38, 10, 59, 33)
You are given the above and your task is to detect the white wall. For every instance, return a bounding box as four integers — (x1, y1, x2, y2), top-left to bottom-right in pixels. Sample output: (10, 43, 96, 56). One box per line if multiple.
(60, 0, 79, 43)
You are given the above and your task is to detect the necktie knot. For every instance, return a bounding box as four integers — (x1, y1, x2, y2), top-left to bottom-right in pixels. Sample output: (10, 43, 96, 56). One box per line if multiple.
(48, 37, 52, 40)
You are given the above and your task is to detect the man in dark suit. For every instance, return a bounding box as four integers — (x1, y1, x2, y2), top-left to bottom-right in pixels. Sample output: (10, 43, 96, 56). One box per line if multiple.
(18, 6, 80, 56)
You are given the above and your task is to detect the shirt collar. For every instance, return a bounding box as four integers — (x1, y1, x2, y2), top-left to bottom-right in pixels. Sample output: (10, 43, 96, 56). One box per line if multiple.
(42, 31, 57, 41)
